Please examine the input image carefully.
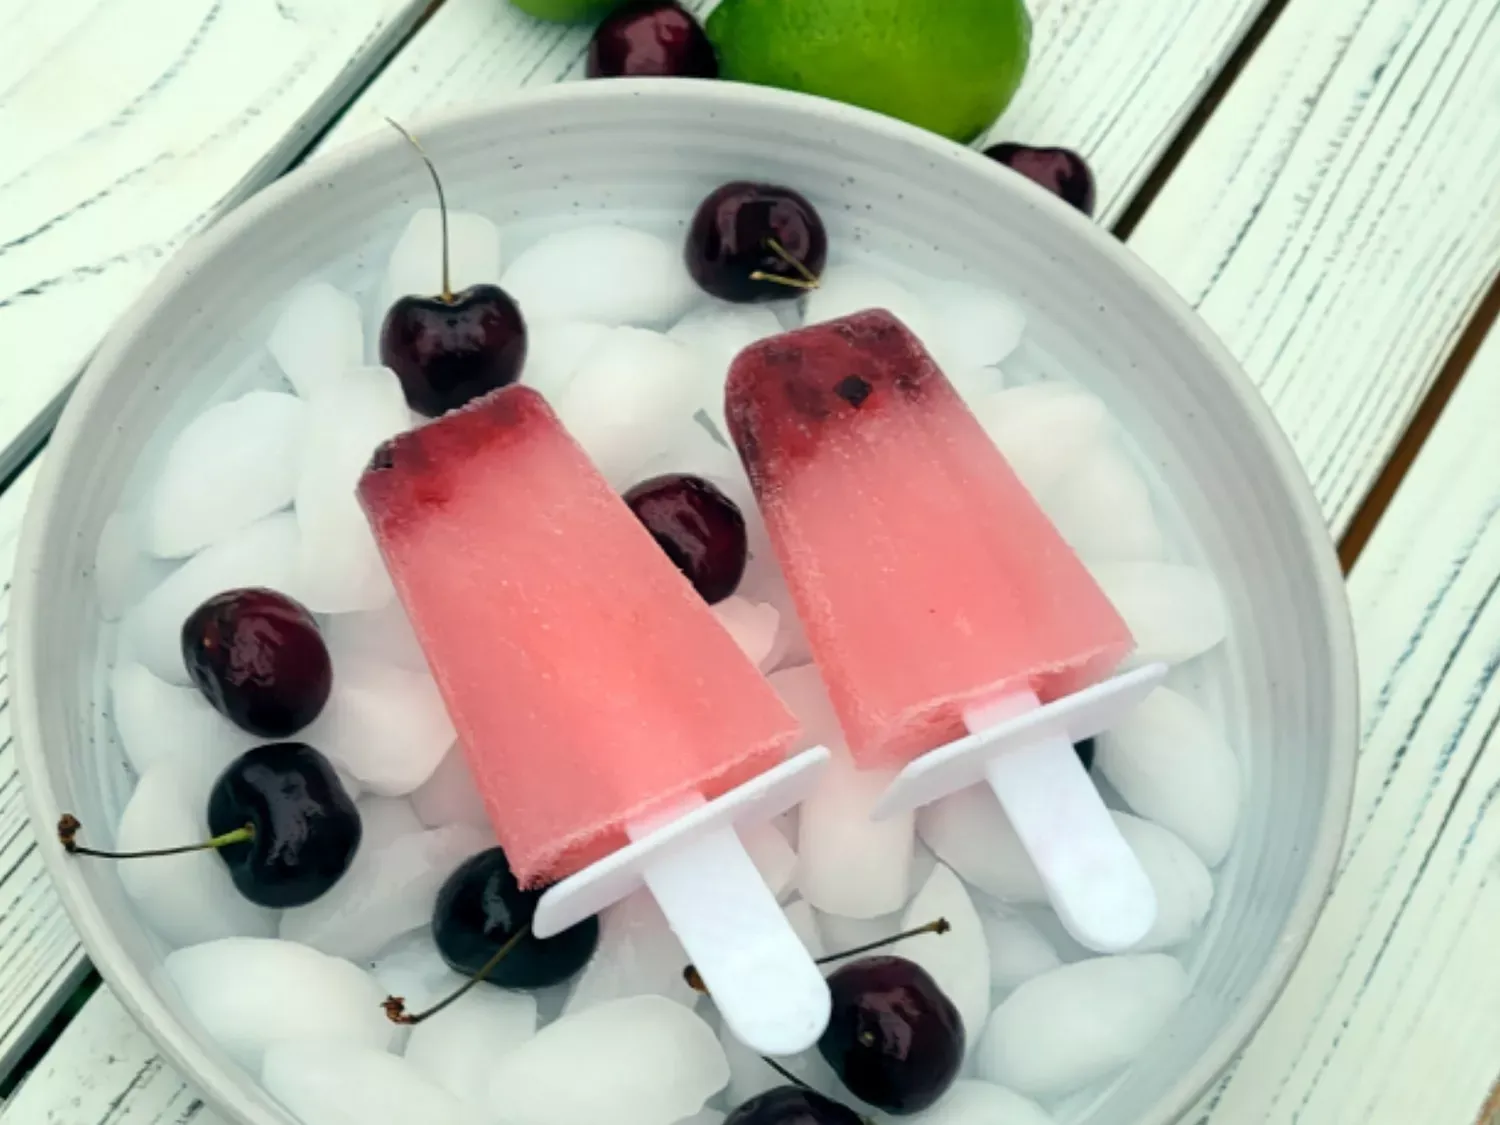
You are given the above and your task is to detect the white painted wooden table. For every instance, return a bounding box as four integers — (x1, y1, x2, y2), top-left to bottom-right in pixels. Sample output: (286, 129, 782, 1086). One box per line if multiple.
(1, 0, 1497, 1121)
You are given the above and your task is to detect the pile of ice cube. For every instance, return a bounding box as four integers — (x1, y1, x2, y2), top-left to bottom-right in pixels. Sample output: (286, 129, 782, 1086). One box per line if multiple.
(96, 208, 1239, 1125)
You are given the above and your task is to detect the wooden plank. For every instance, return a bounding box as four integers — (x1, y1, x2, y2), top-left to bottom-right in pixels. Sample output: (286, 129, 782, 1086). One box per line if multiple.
(0, 463, 81, 1086)
(1126, 0, 1500, 534)
(1186, 320, 1500, 1125)
(318, 0, 1272, 223)
(0, 0, 432, 484)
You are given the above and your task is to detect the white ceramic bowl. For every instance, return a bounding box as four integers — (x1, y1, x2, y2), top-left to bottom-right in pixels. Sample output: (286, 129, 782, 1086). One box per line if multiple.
(14, 80, 1355, 1125)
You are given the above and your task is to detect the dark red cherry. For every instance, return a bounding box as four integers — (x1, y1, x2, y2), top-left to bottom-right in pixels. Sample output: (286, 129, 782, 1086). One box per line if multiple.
(983, 143, 1097, 217)
(725, 1087, 865, 1125)
(208, 743, 362, 908)
(433, 847, 599, 991)
(380, 120, 527, 416)
(817, 956, 964, 1115)
(686, 182, 828, 303)
(181, 587, 331, 738)
(587, 1, 718, 78)
(624, 474, 747, 603)
(380, 285, 527, 417)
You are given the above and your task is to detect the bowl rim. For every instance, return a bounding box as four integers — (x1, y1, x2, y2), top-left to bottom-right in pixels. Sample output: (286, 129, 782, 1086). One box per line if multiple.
(12, 77, 1357, 1125)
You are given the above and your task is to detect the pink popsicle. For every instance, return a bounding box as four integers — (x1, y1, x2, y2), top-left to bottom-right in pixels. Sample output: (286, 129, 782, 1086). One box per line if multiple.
(725, 309, 1134, 770)
(358, 386, 801, 887)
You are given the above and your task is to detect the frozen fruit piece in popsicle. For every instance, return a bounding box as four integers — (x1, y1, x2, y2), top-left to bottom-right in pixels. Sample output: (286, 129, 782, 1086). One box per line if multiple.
(726, 310, 1132, 768)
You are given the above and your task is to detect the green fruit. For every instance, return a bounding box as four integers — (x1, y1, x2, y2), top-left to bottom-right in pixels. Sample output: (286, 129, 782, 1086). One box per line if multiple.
(509, 0, 630, 23)
(706, 0, 1031, 143)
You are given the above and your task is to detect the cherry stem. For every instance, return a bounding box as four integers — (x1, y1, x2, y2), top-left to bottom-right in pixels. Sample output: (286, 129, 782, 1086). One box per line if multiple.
(385, 118, 453, 303)
(383, 922, 531, 1025)
(57, 813, 254, 859)
(762, 1056, 814, 1091)
(681, 917, 949, 995)
(749, 237, 821, 292)
(815, 918, 950, 968)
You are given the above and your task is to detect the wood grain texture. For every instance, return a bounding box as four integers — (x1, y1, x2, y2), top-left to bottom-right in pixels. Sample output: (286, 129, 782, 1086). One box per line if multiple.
(0, 0, 431, 484)
(1185, 323, 1500, 1125)
(0, 463, 83, 1085)
(318, 0, 1271, 223)
(1126, 0, 1500, 535)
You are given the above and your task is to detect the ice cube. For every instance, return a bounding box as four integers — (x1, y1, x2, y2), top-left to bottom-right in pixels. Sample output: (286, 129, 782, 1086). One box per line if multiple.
(555, 328, 705, 486)
(1097, 687, 1241, 866)
(669, 303, 784, 436)
(110, 660, 258, 775)
(906, 1080, 1054, 1125)
(1090, 562, 1228, 665)
(304, 654, 456, 796)
(968, 383, 1110, 501)
(369, 929, 467, 1012)
(804, 265, 936, 346)
(910, 837, 939, 892)
(713, 597, 782, 672)
(719, 1017, 856, 1110)
(503, 226, 699, 327)
(381, 208, 503, 313)
(740, 819, 798, 901)
(814, 909, 903, 953)
(357, 795, 424, 846)
(1112, 812, 1213, 952)
(767, 664, 847, 760)
(405, 987, 537, 1110)
(563, 890, 697, 1016)
(676, 1112, 726, 1125)
(523, 320, 611, 403)
(900, 865, 990, 1058)
(742, 562, 811, 673)
(147, 392, 307, 559)
(321, 599, 429, 673)
(164, 938, 394, 1070)
(116, 762, 278, 948)
(126, 512, 304, 683)
(294, 368, 409, 613)
(280, 823, 489, 962)
(782, 898, 827, 959)
(923, 283, 1027, 371)
(915, 787, 1045, 903)
(409, 744, 489, 830)
(486, 996, 729, 1125)
(1044, 443, 1165, 562)
(262, 1040, 462, 1125)
(945, 365, 1006, 410)
(975, 954, 1188, 1097)
(974, 900, 1060, 991)
(268, 283, 365, 400)
(95, 511, 172, 621)
(797, 748, 913, 919)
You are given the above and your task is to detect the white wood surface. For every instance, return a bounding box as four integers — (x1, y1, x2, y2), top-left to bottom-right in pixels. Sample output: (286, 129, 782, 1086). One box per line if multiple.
(0, 0, 431, 483)
(1189, 319, 1500, 1125)
(317, 0, 1271, 223)
(1126, 0, 1500, 534)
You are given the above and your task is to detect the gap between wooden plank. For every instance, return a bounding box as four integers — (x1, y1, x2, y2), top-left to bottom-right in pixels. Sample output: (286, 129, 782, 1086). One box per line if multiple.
(1338, 269, 1500, 572)
(1112, 0, 1295, 240)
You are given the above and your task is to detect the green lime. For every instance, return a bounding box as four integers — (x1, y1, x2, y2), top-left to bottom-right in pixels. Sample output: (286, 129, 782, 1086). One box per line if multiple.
(706, 0, 1031, 143)
(509, 0, 629, 23)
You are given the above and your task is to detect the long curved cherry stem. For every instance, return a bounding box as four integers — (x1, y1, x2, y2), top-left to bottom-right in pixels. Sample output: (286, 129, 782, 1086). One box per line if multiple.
(682, 917, 949, 994)
(383, 922, 531, 1025)
(385, 118, 453, 303)
(57, 814, 254, 859)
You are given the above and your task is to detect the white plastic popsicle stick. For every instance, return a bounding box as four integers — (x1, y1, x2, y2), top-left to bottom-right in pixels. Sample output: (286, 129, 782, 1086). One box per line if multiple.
(871, 663, 1168, 953)
(534, 746, 833, 1056)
